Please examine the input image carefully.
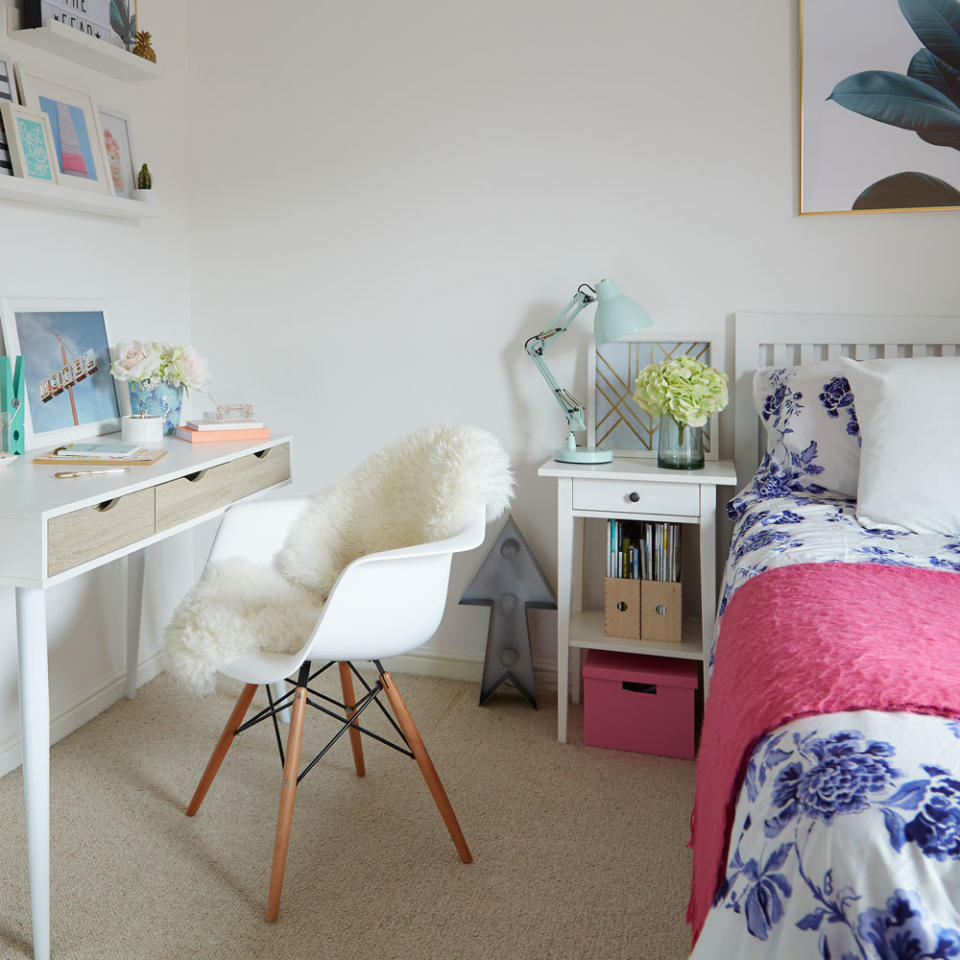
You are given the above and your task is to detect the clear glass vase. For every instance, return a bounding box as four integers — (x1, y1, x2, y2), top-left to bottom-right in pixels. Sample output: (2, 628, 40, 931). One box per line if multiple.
(657, 414, 704, 470)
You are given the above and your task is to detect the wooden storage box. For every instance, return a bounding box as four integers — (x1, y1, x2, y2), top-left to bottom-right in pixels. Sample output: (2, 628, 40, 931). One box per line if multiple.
(603, 578, 641, 640)
(640, 580, 683, 643)
(604, 578, 682, 643)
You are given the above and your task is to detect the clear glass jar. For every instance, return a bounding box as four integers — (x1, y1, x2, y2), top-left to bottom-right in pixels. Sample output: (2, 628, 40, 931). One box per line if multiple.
(657, 414, 704, 470)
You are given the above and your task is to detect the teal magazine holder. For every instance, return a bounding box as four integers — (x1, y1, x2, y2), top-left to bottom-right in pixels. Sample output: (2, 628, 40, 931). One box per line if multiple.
(0, 355, 25, 455)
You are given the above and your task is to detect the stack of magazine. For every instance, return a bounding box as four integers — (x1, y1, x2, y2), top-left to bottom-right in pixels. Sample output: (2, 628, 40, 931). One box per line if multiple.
(607, 520, 680, 582)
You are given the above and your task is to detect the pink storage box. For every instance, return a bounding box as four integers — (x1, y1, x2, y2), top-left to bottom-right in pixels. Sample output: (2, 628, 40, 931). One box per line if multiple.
(582, 650, 699, 759)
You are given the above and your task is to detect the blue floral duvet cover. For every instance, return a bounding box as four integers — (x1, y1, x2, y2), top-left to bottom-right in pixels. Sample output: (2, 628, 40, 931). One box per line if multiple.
(690, 490, 960, 960)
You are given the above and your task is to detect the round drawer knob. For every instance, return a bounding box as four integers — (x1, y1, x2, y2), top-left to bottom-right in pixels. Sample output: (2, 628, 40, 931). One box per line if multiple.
(628, 491, 640, 502)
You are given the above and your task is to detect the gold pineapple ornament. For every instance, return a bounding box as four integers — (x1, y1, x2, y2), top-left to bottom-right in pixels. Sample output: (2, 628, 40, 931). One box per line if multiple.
(132, 30, 157, 63)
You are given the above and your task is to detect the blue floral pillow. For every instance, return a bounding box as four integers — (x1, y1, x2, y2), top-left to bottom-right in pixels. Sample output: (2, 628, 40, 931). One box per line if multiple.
(729, 362, 861, 519)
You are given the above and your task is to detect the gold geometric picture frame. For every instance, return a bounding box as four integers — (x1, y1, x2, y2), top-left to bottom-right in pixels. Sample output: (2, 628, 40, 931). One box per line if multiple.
(587, 337, 718, 459)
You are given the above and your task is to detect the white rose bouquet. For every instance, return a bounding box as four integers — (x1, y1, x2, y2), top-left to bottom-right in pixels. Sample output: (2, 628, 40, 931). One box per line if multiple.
(111, 341, 208, 395)
(633, 355, 728, 435)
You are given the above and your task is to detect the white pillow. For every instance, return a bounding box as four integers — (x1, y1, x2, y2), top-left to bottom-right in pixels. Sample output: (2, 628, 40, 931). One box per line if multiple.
(752, 361, 861, 498)
(840, 356, 960, 534)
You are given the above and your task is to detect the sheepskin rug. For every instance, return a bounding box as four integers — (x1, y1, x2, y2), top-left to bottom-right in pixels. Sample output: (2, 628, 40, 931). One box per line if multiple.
(165, 426, 514, 693)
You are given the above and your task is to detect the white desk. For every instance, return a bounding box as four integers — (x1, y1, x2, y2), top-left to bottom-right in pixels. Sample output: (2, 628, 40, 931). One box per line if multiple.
(0, 432, 292, 960)
(537, 457, 737, 743)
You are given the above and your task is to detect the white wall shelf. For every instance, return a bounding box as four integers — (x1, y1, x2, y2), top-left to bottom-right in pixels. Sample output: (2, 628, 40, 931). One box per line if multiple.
(5, 10, 162, 82)
(0, 175, 158, 220)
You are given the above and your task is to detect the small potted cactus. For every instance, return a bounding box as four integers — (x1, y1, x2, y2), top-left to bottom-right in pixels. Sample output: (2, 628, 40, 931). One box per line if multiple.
(131, 163, 153, 202)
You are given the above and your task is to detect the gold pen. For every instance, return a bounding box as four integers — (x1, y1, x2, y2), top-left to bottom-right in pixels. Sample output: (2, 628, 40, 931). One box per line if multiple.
(55, 468, 131, 479)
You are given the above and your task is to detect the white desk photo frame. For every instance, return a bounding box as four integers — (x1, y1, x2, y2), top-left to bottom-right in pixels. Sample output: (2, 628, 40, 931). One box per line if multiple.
(587, 335, 719, 460)
(0, 297, 123, 450)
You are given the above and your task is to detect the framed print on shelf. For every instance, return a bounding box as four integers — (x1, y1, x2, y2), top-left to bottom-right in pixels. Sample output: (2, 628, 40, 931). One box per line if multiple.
(0, 103, 60, 185)
(587, 337, 718, 460)
(14, 66, 114, 195)
(800, 0, 960, 214)
(98, 106, 136, 197)
(0, 54, 14, 178)
(0, 299, 122, 450)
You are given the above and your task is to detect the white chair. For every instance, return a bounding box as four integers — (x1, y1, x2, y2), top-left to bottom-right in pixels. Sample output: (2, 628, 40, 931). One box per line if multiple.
(184, 497, 486, 921)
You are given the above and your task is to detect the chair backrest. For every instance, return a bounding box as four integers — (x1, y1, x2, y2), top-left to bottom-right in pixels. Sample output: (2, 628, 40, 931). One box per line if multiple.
(303, 506, 487, 663)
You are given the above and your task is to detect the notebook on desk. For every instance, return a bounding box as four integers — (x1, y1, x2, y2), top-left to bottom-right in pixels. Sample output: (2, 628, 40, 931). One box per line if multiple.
(32, 443, 168, 466)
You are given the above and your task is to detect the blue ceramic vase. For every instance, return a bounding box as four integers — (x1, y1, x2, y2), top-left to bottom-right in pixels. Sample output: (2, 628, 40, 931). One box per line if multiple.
(128, 381, 183, 435)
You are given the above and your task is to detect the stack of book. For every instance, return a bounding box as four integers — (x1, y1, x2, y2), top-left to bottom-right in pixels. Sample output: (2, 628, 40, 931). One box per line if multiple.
(606, 520, 680, 582)
(174, 418, 270, 444)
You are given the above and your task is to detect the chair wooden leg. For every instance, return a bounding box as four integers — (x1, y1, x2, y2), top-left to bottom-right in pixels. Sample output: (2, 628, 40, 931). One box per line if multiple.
(338, 662, 365, 777)
(186, 682, 258, 817)
(380, 671, 472, 864)
(266, 683, 307, 922)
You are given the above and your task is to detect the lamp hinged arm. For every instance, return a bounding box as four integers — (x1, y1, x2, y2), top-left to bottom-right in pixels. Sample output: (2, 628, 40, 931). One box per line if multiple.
(524, 290, 595, 432)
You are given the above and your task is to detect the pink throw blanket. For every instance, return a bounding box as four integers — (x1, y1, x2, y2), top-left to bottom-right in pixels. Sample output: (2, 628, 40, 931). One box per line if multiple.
(688, 562, 960, 944)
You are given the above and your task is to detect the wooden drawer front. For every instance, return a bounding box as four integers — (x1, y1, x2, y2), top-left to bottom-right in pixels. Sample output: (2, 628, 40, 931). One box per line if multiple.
(230, 443, 291, 500)
(156, 462, 235, 532)
(572, 479, 699, 517)
(47, 488, 155, 576)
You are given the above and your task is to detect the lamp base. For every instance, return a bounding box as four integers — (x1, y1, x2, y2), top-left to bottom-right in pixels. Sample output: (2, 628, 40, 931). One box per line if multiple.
(554, 445, 613, 464)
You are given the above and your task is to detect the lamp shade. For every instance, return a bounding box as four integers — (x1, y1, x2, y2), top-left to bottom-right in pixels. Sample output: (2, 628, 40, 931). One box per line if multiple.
(592, 278, 652, 346)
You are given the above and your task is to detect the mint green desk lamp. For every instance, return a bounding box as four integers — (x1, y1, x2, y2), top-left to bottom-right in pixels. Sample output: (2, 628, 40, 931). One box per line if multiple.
(525, 278, 652, 463)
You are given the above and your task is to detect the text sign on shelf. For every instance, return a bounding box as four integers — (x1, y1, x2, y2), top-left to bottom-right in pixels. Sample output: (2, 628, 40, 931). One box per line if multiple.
(28, 0, 122, 48)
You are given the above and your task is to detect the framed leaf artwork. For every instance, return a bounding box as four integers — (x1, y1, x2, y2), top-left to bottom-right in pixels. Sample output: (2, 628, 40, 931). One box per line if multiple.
(800, 0, 960, 214)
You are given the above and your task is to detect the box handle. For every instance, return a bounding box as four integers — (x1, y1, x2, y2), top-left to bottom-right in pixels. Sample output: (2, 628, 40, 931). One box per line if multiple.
(616, 601, 629, 612)
(622, 681, 657, 694)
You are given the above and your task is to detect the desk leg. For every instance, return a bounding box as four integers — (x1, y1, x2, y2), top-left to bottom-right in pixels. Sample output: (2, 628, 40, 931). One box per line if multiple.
(556, 479, 573, 744)
(125, 549, 146, 700)
(16, 587, 50, 960)
(699, 487, 717, 702)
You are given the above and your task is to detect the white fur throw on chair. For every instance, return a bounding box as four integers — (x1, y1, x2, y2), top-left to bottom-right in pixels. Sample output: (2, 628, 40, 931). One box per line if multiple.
(165, 426, 514, 693)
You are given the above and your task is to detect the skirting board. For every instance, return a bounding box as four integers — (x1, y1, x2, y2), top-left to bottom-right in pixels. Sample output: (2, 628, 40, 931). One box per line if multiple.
(0, 648, 167, 779)
(383, 647, 558, 695)
(0, 649, 559, 778)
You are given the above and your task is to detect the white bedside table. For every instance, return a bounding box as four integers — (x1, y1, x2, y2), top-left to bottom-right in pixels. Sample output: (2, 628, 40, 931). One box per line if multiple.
(537, 457, 737, 743)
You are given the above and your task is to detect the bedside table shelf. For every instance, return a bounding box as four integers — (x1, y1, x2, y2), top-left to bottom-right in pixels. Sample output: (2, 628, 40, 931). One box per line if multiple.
(569, 611, 704, 659)
(538, 456, 737, 743)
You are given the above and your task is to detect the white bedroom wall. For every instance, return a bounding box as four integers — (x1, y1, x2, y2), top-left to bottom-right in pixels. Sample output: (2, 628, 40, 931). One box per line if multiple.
(0, 0, 193, 772)
(187, 0, 960, 681)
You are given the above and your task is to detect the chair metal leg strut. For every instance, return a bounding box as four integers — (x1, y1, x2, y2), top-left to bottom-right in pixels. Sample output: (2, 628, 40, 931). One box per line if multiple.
(187, 658, 471, 921)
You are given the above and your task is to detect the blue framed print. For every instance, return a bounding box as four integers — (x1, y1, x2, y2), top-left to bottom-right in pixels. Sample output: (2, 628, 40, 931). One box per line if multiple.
(0, 299, 122, 449)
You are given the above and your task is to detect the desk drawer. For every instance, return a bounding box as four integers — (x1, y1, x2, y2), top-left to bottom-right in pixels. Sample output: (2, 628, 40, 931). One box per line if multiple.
(230, 443, 291, 500)
(572, 479, 699, 517)
(155, 462, 235, 532)
(47, 488, 155, 576)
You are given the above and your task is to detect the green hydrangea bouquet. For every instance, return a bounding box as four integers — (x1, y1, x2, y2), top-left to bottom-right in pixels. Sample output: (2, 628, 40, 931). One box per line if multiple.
(633, 355, 728, 468)
(633, 355, 728, 427)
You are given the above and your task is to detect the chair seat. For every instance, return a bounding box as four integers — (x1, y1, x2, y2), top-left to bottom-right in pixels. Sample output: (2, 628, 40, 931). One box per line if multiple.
(220, 649, 315, 686)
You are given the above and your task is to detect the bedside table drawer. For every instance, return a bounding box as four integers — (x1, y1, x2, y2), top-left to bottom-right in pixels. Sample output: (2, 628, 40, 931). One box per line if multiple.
(571, 479, 699, 517)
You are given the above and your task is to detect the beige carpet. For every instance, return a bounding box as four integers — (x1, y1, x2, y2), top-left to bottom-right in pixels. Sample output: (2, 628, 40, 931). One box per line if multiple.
(0, 671, 695, 960)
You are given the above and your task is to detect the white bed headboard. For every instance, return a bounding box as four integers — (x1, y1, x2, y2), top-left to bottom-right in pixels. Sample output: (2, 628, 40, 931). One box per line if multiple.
(734, 311, 960, 489)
